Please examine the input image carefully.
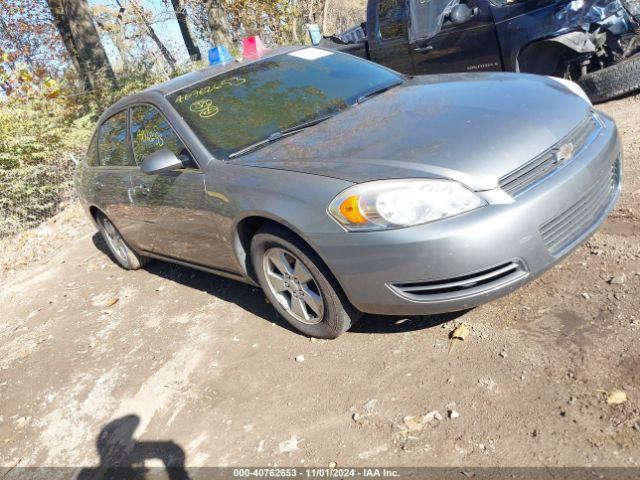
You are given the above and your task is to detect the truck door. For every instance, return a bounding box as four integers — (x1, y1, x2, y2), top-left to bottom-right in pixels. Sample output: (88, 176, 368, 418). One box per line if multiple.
(368, 0, 415, 74)
(408, 0, 503, 74)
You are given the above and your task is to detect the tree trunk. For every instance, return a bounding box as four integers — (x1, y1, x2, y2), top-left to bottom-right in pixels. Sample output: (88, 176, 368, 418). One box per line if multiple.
(322, 0, 330, 34)
(207, 0, 234, 49)
(46, 0, 117, 90)
(289, 0, 300, 44)
(171, 0, 201, 61)
(130, 0, 178, 73)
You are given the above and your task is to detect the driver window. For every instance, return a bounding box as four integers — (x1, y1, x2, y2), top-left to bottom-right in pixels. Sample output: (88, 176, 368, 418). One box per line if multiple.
(130, 105, 195, 168)
(378, 0, 407, 39)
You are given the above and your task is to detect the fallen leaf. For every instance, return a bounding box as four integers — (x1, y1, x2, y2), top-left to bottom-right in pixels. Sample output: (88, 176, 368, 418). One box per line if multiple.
(450, 324, 469, 341)
(449, 324, 470, 354)
(607, 390, 627, 405)
(425, 410, 443, 422)
(105, 297, 119, 307)
(278, 435, 300, 453)
(402, 415, 425, 432)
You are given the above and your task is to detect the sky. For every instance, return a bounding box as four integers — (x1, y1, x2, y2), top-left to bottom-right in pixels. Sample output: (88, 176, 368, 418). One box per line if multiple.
(89, 0, 213, 68)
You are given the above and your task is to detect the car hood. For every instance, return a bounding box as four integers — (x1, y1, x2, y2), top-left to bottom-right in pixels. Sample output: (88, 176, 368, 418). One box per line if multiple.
(232, 72, 593, 191)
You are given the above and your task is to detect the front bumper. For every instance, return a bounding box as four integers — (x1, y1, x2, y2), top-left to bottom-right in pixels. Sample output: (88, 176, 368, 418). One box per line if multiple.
(311, 114, 622, 315)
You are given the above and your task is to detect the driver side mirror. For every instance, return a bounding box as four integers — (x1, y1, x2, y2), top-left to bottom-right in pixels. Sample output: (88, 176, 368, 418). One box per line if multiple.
(449, 3, 473, 25)
(141, 148, 183, 175)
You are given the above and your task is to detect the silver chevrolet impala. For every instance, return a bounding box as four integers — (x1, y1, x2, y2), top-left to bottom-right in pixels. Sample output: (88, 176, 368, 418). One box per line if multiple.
(76, 46, 622, 338)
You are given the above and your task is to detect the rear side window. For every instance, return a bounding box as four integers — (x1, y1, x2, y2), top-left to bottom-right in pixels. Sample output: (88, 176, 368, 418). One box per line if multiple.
(130, 105, 193, 166)
(86, 133, 98, 167)
(378, 0, 407, 39)
(98, 111, 132, 167)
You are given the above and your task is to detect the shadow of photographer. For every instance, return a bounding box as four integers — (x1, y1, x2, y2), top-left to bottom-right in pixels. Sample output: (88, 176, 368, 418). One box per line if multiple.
(77, 415, 190, 480)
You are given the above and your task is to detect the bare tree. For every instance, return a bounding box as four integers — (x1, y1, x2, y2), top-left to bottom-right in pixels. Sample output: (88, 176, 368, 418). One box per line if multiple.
(207, 0, 234, 49)
(322, 0, 330, 33)
(130, 0, 178, 74)
(171, 0, 202, 61)
(46, 0, 117, 90)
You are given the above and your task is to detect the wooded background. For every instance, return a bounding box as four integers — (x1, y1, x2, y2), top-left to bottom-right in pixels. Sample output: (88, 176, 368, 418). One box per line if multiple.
(0, 0, 365, 237)
(1, 0, 366, 94)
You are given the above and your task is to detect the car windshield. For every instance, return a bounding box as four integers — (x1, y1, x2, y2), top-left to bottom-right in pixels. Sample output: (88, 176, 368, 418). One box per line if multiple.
(166, 48, 403, 159)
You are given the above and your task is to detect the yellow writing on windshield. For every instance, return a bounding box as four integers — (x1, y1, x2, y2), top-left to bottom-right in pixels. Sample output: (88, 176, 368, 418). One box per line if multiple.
(189, 99, 219, 118)
(175, 76, 247, 104)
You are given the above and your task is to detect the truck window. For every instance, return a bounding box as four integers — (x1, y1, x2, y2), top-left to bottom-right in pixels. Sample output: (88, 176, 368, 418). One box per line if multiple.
(408, 0, 459, 42)
(378, 0, 407, 39)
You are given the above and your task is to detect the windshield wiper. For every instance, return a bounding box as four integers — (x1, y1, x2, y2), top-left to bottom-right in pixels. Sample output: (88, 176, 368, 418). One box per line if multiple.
(228, 114, 335, 159)
(355, 83, 400, 105)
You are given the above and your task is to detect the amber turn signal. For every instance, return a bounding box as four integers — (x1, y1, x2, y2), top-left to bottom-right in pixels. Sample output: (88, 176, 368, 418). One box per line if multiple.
(339, 195, 367, 224)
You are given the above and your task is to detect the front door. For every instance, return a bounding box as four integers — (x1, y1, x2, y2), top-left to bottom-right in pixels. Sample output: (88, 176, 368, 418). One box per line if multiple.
(127, 104, 217, 267)
(409, 0, 503, 74)
(368, 0, 415, 74)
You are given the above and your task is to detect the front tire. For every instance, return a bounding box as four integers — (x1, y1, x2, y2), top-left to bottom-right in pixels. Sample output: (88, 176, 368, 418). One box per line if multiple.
(96, 212, 148, 270)
(578, 54, 640, 103)
(251, 225, 359, 338)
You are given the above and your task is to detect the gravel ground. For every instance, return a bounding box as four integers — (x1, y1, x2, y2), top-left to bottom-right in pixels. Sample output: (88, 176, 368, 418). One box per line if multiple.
(1, 94, 639, 473)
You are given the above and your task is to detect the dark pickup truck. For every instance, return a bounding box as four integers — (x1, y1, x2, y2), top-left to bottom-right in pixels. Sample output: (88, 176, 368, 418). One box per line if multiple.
(321, 0, 640, 102)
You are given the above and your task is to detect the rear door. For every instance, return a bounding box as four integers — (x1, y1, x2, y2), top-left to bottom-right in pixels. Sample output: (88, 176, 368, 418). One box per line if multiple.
(409, 0, 503, 74)
(128, 104, 220, 267)
(368, 0, 415, 74)
(93, 111, 137, 238)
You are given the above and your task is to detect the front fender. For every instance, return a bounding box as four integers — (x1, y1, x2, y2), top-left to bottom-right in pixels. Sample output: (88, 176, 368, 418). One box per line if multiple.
(207, 163, 354, 278)
(495, 0, 638, 70)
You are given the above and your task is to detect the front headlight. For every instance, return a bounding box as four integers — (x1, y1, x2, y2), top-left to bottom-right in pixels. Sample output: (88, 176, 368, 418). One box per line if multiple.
(327, 179, 486, 232)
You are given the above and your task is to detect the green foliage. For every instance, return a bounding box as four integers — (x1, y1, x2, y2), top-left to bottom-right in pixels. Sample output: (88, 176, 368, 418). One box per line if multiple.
(0, 69, 168, 237)
(0, 93, 88, 236)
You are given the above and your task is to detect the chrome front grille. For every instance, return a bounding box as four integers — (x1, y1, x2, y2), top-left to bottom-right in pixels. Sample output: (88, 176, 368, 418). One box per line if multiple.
(540, 159, 620, 256)
(389, 260, 527, 301)
(499, 113, 601, 197)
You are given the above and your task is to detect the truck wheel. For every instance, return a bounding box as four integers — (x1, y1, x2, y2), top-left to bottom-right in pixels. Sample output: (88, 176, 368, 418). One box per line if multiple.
(96, 212, 149, 270)
(578, 54, 640, 103)
(251, 225, 360, 338)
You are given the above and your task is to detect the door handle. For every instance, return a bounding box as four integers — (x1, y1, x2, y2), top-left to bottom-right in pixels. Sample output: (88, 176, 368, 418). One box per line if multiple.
(413, 45, 434, 53)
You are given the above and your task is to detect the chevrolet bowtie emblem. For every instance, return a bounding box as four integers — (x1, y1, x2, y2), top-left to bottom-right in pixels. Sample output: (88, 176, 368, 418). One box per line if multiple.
(555, 142, 575, 164)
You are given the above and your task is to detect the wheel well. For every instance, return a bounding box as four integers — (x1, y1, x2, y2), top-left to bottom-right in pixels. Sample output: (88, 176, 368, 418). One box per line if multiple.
(234, 216, 268, 282)
(518, 40, 579, 77)
(234, 216, 346, 297)
(89, 205, 101, 222)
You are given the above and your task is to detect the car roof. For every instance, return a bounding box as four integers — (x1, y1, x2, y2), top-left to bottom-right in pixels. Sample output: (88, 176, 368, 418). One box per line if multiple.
(100, 45, 304, 121)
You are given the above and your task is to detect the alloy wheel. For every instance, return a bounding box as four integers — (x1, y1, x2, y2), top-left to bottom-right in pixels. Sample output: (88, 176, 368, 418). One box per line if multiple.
(262, 247, 324, 325)
(100, 217, 129, 266)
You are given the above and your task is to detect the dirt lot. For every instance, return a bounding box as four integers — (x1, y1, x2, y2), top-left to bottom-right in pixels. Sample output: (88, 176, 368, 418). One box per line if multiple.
(1, 95, 640, 473)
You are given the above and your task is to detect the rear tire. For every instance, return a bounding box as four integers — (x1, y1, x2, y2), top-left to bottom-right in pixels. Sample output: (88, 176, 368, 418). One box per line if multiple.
(251, 225, 360, 338)
(96, 212, 148, 270)
(578, 54, 640, 103)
